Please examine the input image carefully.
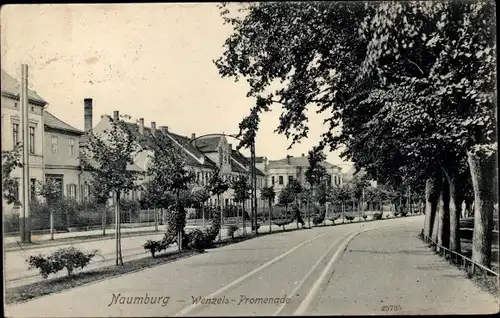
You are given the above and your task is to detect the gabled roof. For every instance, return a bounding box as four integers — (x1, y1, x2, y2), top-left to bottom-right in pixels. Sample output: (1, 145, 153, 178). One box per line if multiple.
(268, 156, 340, 170)
(231, 149, 266, 176)
(44, 111, 84, 135)
(193, 136, 221, 152)
(1, 69, 47, 105)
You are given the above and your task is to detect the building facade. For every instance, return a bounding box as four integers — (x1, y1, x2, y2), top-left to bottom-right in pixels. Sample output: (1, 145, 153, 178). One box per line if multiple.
(267, 154, 343, 203)
(1, 70, 47, 214)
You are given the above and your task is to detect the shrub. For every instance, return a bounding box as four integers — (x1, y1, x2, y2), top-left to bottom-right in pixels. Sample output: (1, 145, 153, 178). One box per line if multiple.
(328, 215, 340, 224)
(206, 213, 222, 242)
(26, 247, 100, 278)
(143, 239, 169, 258)
(394, 212, 400, 217)
(372, 212, 382, 220)
(252, 223, 261, 231)
(274, 219, 290, 230)
(400, 211, 408, 217)
(345, 215, 355, 222)
(186, 229, 210, 251)
(227, 225, 239, 239)
(362, 214, 368, 220)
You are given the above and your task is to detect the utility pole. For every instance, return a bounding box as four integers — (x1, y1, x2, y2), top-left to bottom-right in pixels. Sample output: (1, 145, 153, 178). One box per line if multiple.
(251, 140, 258, 234)
(20, 64, 31, 243)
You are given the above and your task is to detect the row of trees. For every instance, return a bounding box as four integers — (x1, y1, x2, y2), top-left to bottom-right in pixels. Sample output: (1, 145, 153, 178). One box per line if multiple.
(216, 2, 497, 267)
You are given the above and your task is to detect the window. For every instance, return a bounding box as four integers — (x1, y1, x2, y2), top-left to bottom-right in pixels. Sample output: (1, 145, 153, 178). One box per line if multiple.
(278, 176, 284, 185)
(12, 123, 19, 146)
(68, 184, 77, 199)
(13, 178, 20, 204)
(272, 176, 275, 185)
(51, 136, 58, 154)
(69, 139, 75, 156)
(29, 126, 35, 154)
(326, 175, 332, 185)
(30, 178, 37, 199)
(288, 176, 293, 184)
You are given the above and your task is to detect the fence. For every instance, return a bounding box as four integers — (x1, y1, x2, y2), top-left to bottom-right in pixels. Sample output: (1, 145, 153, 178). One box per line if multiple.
(422, 234, 499, 278)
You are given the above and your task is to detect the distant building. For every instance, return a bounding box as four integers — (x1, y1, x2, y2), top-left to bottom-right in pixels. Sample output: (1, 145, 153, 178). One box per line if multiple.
(267, 154, 343, 203)
(88, 109, 266, 209)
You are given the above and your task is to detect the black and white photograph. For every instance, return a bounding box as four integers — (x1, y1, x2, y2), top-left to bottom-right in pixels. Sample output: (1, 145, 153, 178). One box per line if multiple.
(1, 2, 498, 316)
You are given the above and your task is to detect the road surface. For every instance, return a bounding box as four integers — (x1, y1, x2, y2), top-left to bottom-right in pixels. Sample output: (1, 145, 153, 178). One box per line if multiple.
(5, 215, 498, 317)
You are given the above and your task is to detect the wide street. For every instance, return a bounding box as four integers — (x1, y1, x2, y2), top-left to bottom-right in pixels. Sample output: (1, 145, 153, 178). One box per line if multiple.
(5, 215, 498, 317)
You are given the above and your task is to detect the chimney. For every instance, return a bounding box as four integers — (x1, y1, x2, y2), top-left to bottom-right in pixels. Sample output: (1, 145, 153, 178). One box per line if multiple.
(113, 110, 119, 121)
(151, 121, 156, 136)
(84, 98, 93, 132)
(139, 118, 144, 135)
(302, 153, 305, 157)
(287, 155, 291, 165)
(191, 133, 196, 140)
(160, 126, 169, 134)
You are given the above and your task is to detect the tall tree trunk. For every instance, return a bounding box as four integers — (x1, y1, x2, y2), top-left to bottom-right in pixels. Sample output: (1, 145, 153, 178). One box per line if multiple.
(443, 167, 465, 254)
(437, 177, 450, 249)
(242, 202, 246, 236)
(424, 176, 442, 238)
(467, 148, 497, 268)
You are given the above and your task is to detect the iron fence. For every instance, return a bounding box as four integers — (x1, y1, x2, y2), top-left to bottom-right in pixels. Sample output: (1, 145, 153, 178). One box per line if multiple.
(422, 234, 499, 278)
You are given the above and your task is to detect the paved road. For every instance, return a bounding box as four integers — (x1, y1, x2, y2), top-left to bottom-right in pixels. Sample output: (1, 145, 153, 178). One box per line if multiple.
(6, 215, 497, 317)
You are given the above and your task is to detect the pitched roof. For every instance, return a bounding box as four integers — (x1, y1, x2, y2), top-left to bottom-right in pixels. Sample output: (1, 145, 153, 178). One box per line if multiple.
(1, 69, 47, 105)
(268, 156, 339, 170)
(231, 149, 266, 176)
(193, 136, 221, 152)
(44, 111, 84, 135)
(79, 152, 144, 173)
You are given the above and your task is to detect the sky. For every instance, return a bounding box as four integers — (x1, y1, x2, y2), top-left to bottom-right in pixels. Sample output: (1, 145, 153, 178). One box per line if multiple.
(1, 3, 352, 170)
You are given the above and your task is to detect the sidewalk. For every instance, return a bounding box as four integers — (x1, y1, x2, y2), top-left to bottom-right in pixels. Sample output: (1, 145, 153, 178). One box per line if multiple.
(5, 223, 294, 288)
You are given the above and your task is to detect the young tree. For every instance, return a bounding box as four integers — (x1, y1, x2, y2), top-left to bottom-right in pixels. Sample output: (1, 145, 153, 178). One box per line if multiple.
(82, 117, 139, 265)
(37, 179, 63, 239)
(190, 186, 211, 226)
(278, 184, 296, 219)
(288, 179, 305, 228)
(232, 176, 252, 235)
(2, 144, 23, 206)
(260, 185, 276, 233)
(146, 133, 196, 251)
(206, 167, 229, 240)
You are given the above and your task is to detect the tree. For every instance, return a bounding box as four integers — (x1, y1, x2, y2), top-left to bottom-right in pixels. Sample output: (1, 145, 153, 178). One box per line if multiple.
(206, 167, 229, 240)
(2, 144, 23, 206)
(278, 184, 295, 219)
(260, 185, 276, 233)
(146, 133, 196, 251)
(81, 116, 139, 265)
(216, 1, 496, 267)
(232, 176, 252, 235)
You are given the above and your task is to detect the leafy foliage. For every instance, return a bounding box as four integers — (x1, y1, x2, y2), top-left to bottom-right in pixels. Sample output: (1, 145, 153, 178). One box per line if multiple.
(227, 224, 239, 239)
(232, 176, 252, 204)
(26, 247, 100, 278)
(2, 144, 23, 205)
(206, 167, 230, 198)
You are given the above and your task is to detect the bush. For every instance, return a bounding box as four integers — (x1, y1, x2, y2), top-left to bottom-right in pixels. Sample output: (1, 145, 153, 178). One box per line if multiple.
(372, 212, 382, 220)
(345, 215, 355, 222)
(227, 225, 239, 239)
(206, 213, 221, 242)
(26, 247, 100, 278)
(400, 211, 408, 217)
(186, 229, 210, 251)
(143, 239, 170, 258)
(394, 212, 400, 217)
(252, 223, 261, 231)
(328, 215, 340, 224)
(274, 219, 290, 230)
(362, 214, 368, 220)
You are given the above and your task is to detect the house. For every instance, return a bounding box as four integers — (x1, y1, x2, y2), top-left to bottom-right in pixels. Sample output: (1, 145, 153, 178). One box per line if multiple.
(88, 108, 267, 210)
(1, 69, 48, 214)
(267, 154, 343, 203)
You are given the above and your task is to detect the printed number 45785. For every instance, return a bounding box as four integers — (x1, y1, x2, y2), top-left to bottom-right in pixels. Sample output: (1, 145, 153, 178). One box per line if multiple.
(381, 305, 402, 311)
